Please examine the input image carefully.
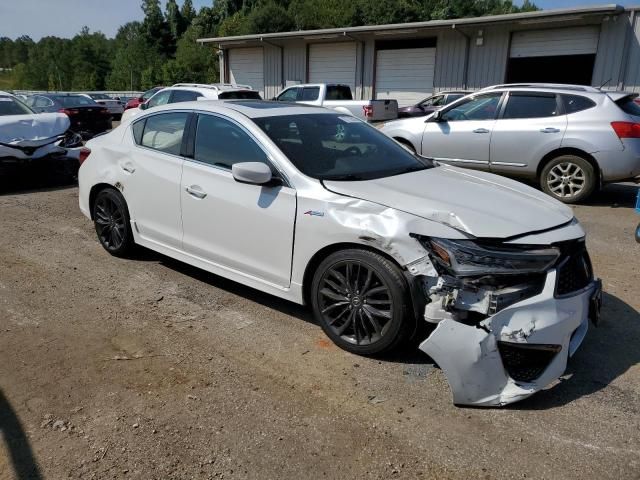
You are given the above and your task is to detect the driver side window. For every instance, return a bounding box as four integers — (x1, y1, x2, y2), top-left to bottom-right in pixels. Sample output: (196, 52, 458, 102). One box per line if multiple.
(277, 88, 299, 102)
(194, 114, 271, 171)
(147, 90, 171, 109)
(440, 93, 502, 122)
(421, 95, 443, 107)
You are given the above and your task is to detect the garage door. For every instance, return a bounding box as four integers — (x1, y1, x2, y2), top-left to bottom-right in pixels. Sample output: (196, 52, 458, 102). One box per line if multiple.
(510, 26, 599, 58)
(228, 47, 264, 97)
(308, 43, 357, 92)
(375, 48, 436, 107)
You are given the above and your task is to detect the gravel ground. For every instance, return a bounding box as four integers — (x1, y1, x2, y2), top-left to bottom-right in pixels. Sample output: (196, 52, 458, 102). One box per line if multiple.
(0, 177, 639, 480)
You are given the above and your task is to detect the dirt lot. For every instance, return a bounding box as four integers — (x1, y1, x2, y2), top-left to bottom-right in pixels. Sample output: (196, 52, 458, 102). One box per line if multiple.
(0, 177, 639, 480)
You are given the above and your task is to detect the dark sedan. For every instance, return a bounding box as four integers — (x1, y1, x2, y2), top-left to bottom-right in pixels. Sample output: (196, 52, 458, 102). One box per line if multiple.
(397, 91, 471, 118)
(25, 94, 112, 139)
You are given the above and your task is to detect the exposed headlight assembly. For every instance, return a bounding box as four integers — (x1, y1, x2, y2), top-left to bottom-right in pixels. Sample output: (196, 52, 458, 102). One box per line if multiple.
(416, 237, 560, 277)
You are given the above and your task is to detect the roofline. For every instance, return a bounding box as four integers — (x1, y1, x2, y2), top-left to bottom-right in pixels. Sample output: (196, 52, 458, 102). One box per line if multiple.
(198, 4, 624, 45)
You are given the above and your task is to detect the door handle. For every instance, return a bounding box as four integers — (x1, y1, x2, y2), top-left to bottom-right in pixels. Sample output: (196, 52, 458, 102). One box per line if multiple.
(185, 185, 207, 199)
(473, 128, 490, 134)
(540, 127, 560, 133)
(120, 162, 135, 173)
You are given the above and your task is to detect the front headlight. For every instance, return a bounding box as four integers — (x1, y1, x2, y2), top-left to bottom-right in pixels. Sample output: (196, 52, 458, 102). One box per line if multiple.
(416, 237, 560, 277)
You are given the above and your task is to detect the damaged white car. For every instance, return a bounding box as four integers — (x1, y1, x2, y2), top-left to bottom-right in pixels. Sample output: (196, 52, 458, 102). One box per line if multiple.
(78, 101, 602, 407)
(0, 91, 83, 180)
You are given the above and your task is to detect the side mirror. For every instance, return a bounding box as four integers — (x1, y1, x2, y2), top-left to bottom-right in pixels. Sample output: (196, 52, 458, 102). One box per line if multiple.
(232, 162, 273, 185)
(427, 110, 442, 122)
(139, 103, 148, 110)
(270, 97, 277, 101)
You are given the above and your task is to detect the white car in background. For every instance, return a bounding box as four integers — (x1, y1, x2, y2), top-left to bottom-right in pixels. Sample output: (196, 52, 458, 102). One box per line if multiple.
(120, 83, 261, 123)
(79, 100, 601, 407)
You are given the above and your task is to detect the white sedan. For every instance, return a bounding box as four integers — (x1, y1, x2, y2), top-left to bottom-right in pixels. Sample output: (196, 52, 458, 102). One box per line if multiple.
(78, 100, 601, 407)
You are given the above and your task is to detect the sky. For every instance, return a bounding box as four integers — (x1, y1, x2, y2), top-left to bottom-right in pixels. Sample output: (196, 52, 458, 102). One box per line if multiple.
(0, 0, 636, 40)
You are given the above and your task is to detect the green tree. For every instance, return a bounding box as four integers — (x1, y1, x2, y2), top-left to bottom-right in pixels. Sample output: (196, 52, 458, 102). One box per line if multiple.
(247, 1, 295, 34)
(180, 0, 197, 24)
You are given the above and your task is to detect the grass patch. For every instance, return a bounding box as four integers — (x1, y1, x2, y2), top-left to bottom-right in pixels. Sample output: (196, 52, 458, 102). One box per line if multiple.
(0, 71, 15, 90)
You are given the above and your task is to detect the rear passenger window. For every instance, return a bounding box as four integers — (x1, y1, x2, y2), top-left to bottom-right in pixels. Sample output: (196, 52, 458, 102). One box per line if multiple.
(194, 114, 269, 169)
(170, 90, 202, 103)
(503, 93, 558, 119)
(301, 87, 320, 101)
(140, 112, 189, 156)
(563, 95, 596, 114)
(325, 85, 352, 100)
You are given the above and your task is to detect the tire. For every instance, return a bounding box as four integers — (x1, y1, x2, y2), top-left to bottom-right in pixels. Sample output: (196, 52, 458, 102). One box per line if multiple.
(92, 188, 135, 257)
(310, 249, 413, 356)
(540, 155, 596, 204)
(635, 222, 640, 244)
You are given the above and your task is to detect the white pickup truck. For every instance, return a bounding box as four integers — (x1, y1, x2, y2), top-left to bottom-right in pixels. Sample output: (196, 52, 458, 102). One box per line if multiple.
(273, 83, 398, 122)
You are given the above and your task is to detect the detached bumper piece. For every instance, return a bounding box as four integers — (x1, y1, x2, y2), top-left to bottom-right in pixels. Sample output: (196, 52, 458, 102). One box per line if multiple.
(420, 268, 598, 407)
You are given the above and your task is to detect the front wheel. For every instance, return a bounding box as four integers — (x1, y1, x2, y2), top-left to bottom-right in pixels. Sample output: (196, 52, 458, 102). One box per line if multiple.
(540, 155, 596, 204)
(93, 188, 135, 257)
(310, 249, 412, 355)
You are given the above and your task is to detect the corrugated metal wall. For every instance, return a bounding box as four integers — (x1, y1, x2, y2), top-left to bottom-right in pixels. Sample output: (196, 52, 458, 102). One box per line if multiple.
(222, 9, 640, 99)
(466, 26, 510, 89)
(283, 42, 306, 85)
(622, 10, 640, 92)
(434, 29, 466, 91)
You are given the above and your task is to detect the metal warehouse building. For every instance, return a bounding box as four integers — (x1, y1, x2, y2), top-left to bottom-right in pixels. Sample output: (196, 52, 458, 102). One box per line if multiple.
(198, 4, 640, 106)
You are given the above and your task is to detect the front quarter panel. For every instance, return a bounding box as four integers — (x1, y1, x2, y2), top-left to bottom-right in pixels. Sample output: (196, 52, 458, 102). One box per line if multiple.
(379, 118, 426, 154)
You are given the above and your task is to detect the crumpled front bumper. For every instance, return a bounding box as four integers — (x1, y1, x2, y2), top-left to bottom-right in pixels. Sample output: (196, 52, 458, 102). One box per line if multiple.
(419, 269, 598, 407)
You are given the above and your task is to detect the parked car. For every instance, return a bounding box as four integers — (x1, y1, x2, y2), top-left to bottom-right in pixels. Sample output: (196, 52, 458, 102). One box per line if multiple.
(0, 91, 83, 180)
(274, 83, 398, 122)
(397, 91, 471, 118)
(79, 100, 601, 407)
(381, 83, 640, 203)
(120, 83, 262, 123)
(81, 93, 125, 120)
(124, 87, 164, 111)
(25, 93, 112, 139)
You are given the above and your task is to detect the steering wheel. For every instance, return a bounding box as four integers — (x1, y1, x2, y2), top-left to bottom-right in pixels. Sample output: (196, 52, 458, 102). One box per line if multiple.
(344, 146, 361, 156)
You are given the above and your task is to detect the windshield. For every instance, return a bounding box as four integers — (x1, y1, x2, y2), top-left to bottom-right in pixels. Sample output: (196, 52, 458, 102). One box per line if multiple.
(90, 93, 111, 100)
(0, 95, 35, 116)
(253, 113, 432, 181)
(219, 90, 262, 100)
(53, 95, 99, 107)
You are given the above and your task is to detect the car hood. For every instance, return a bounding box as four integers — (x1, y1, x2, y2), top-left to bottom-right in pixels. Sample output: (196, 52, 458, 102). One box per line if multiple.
(0, 113, 70, 147)
(323, 166, 574, 239)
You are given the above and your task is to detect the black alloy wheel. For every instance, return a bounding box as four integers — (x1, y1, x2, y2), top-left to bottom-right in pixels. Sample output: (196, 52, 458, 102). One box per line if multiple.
(311, 249, 412, 355)
(93, 189, 134, 257)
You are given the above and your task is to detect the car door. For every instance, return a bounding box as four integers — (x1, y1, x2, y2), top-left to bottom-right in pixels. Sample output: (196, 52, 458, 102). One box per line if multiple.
(180, 113, 297, 287)
(125, 111, 190, 249)
(420, 92, 503, 170)
(489, 92, 567, 177)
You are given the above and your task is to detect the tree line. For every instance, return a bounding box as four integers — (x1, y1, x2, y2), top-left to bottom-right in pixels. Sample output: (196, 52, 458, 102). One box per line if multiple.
(0, 0, 537, 92)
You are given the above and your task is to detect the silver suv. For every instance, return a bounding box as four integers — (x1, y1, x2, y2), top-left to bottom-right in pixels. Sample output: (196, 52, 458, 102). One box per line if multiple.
(381, 83, 640, 203)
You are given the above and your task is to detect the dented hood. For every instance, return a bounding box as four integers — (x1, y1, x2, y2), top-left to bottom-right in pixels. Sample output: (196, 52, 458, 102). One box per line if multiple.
(323, 166, 574, 238)
(0, 113, 70, 147)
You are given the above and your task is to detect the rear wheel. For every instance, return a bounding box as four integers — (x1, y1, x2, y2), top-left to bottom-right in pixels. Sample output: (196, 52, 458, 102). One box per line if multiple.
(93, 188, 134, 257)
(310, 249, 412, 355)
(540, 155, 596, 204)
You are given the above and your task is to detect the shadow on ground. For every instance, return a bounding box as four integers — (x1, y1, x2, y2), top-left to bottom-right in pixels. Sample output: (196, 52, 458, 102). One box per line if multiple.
(0, 390, 42, 479)
(581, 182, 638, 208)
(0, 173, 76, 196)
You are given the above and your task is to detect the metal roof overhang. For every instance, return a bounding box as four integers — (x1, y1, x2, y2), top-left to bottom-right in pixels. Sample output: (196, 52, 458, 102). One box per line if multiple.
(197, 4, 624, 48)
